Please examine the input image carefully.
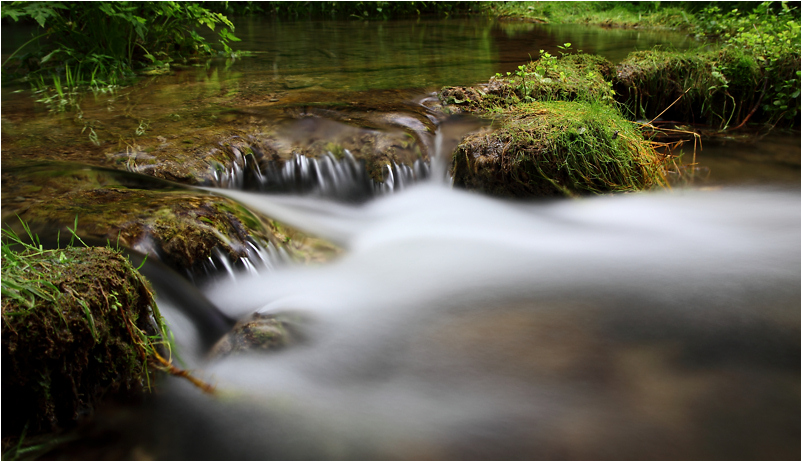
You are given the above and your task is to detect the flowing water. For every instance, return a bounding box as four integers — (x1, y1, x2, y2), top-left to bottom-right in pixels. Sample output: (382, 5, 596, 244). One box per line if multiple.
(148, 183, 799, 460)
(2, 17, 800, 459)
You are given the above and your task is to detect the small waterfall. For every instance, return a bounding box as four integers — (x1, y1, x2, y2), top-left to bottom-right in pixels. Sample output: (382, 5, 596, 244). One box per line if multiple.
(204, 108, 485, 199)
(191, 237, 289, 283)
(212, 148, 428, 201)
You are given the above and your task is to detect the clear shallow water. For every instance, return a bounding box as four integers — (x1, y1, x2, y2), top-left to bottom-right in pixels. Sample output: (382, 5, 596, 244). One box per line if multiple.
(220, 16, 698, 91)
(670, 132, 801, 187)
(1, 17, 695, 154)
(3, 17, 796, 188)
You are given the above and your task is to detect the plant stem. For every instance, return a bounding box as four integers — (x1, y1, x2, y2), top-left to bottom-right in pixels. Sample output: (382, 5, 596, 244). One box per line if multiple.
(2, 31, 53, 68)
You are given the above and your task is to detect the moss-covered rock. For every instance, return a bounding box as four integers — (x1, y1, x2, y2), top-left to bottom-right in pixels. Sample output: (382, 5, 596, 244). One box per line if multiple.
(452, 101, 667, 197)
(616, 47, 800, 128)
(439, 53, 667, 198)
(1, 246, 164, 436)
(0, 162, 339, 276)
(106, 100, 435, 189)
(441, 53, 616, 112)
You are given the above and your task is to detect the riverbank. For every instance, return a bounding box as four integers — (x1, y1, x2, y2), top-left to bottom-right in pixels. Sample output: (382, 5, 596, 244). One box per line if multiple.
(487, 1, 696, 30)
(485, 2, 800, 129)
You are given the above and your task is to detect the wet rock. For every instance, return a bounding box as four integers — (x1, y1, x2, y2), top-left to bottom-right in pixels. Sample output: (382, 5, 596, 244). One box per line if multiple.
(452, 102, 667, 197)
(209, 311, 308, 359)
(1, 246, 163, 436)
(106, 99, 439, 196)
(2, 83, 440, 199)
(0, 162, 339, 277)
(439, 86, 488, 112)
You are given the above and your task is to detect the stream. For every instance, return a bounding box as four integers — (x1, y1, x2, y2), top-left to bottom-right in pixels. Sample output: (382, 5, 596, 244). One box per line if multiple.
(1, 16, 800, 459)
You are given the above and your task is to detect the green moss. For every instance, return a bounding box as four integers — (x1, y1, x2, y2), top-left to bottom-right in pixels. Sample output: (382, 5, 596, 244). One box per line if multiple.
(325, 142, 346, 160)
(440, 51, 666, 198)
(1, 245, 166, 437)
(442, 52, 616, 112)
(615, 46, 795, 128)
(1, 162, 340, 273)
(487, 1, 695, 30)
(452, 101, 666, 197)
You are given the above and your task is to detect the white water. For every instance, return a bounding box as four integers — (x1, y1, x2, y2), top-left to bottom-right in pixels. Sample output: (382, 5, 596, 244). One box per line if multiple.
(150, 183, 799, 459)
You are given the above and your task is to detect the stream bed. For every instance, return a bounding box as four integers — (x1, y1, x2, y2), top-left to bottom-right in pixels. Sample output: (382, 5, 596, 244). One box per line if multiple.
(1, 16, 800, 459)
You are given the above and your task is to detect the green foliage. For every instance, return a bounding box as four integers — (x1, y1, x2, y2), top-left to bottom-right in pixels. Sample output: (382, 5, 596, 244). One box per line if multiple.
(2, 216, 103, 309)
(1, 222, 61, 310)
(204, 1, 476, 20)
(485, 1, 695, 30)
(487, 49, 617, 106)
(695, 2, 801, 123)
(452, 100, 667, 197)
(1, 1, 239, 89)
(616, 2, 800, 128)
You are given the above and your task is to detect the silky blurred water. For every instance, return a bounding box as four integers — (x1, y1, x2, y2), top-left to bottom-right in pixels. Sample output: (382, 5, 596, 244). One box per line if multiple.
(137, 182, 800, 460)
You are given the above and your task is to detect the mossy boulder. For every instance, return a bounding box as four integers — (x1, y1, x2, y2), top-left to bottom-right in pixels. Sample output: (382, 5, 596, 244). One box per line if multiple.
(1, 246, 164, 436)
(452, 101, 667, 197)
(439, 54, 667, 198)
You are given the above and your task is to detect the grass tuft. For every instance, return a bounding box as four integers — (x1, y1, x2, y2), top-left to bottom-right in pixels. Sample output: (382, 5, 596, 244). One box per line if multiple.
(452, 101, 667, 197)
(1, 218, 212, 443)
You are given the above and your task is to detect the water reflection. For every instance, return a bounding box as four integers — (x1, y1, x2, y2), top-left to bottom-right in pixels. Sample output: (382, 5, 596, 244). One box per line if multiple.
(669, 132, 801, 187)
(222, 16, 695, 90)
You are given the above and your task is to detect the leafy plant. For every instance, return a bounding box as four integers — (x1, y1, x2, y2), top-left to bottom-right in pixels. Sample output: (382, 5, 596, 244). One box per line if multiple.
(1, 2, 240, 89)
(694, 1, 801, 124)
(484, 1, 695, 30)
(230, 1, 475, 20)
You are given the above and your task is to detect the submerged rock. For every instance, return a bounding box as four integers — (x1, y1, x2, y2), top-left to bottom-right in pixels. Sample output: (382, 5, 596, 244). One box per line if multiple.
(1, 246, 164, 436)
(1, 84, 437, 200)
(209, 311, 308, 359)
(452, 101, 667, 197)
